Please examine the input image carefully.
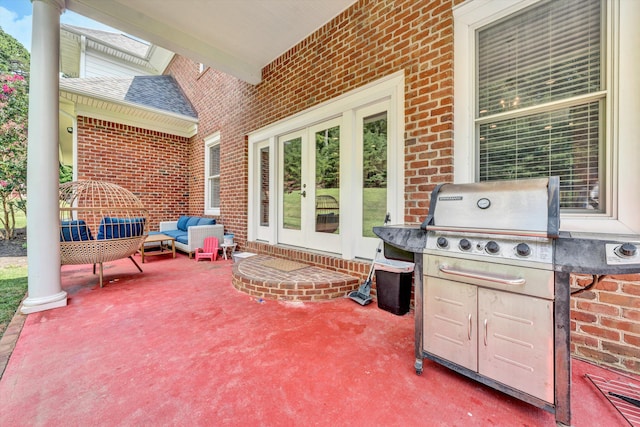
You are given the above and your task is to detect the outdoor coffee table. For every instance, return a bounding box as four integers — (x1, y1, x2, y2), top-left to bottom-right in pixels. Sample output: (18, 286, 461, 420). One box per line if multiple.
(139, 233, 176, 263)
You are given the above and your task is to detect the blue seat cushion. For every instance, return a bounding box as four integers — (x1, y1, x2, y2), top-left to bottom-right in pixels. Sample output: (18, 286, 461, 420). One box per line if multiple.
(60, 220, 93, 242)
(175, 235, 189, 245)
(186, 216, 200, 229)
(97, 217, 145, 240)
(161, 229, 186, 240)
(197, 217, 215, 226)
(177, 215, 190, 231)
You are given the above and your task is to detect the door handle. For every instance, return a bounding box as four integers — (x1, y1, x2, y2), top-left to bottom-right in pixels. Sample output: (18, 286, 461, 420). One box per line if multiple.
(439, 265, 525, 286)
(483, 318, 488, 346)
(468, 314, 472, 340)
(300, 190, 306, 197)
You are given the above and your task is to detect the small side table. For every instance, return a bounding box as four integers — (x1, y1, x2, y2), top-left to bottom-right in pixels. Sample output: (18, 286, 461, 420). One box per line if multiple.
(220, 243, 237, 260)
(139, 233, 176, 263)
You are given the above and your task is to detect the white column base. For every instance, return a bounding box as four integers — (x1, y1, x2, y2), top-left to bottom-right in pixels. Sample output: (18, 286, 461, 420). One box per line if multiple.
(20, 291, 67, 314)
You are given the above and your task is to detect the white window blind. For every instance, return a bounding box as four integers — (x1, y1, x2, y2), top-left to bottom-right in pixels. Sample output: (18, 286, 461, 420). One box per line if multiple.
(476, 0, 603, 211)
(208, 144, 220, 209)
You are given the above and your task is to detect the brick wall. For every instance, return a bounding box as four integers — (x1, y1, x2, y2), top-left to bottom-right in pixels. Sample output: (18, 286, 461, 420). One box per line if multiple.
(162, 0, 638, 374)
(76, 116, 192, 229)
(166, 62, 256, 240)
(168, 0, 460, 240)
(571, 274, 640, 373)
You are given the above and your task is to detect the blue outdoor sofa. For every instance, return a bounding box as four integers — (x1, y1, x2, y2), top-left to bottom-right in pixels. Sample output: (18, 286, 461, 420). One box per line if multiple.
(150, 215, 224, 258)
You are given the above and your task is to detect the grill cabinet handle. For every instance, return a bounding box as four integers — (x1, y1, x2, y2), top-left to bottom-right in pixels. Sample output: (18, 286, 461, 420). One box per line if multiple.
(468, 314, 472, 340)
(438, 265, 526, 286)
(484, 318, 488, 346)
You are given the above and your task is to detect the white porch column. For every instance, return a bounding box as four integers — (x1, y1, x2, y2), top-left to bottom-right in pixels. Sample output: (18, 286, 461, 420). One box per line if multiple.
(21, 0, 67, 314)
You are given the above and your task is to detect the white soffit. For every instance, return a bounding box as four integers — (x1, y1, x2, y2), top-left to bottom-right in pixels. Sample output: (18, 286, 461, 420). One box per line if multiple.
(64, 0, 357, 85)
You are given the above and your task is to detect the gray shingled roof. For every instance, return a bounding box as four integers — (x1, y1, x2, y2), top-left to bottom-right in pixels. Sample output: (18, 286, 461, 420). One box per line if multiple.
(60, 75, 197, 118)
(64, 25, 150, 58)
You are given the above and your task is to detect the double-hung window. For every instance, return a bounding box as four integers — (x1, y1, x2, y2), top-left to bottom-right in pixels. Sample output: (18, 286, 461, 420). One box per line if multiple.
(477, 0, 602, 210)
(204, 133, 221, 215)
(454, 0, 640, 234)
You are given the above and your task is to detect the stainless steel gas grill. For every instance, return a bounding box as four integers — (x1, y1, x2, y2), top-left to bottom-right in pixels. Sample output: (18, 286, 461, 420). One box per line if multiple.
(373, 177, 640, 426)
(420, 177, 562, 416)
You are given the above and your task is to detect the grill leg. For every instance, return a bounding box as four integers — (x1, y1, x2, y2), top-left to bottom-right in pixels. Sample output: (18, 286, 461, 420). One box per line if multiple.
(413, 253, 424, 375)
(554, 271, 571, 425)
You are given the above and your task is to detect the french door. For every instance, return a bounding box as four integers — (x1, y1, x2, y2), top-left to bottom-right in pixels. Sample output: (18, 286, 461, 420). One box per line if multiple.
(248, 73, 405, 259)
(354, 101, 391, 257)
(278, 118, 342, 253)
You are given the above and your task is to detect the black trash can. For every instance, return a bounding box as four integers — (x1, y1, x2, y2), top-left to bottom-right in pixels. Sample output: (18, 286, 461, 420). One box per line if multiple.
(374, 259, 414, 315)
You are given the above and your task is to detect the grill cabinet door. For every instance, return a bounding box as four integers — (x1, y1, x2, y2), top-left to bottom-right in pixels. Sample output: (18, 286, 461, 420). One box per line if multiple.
(478, 288, 554, 403)
(424, 277, 477, 371)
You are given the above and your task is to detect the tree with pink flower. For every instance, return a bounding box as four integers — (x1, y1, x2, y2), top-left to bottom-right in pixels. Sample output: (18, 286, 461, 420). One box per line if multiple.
(0, 28, 29, 240)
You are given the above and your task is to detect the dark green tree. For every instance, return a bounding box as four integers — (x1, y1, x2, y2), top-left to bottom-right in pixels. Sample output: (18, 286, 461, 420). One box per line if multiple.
(363, 117, 387, 188)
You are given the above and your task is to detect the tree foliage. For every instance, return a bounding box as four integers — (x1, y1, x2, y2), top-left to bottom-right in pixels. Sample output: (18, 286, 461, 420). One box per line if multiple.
(363, 116, 387, 188)
(0, 28, 29, 239)
(315, 126, 340, 189)
(0, 28, 29, 77)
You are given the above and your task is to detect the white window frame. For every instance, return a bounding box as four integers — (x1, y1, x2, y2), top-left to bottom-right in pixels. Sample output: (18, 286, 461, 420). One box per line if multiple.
(453, 0, 640, 235)
(204, 132, 221, 216)
(248, 71, 405, 259)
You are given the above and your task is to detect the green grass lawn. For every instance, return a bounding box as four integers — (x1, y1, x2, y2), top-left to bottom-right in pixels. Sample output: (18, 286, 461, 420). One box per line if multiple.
(362, 188, 387, 236)
(0, 266, 27, 338)
(14, 210, 26, 229)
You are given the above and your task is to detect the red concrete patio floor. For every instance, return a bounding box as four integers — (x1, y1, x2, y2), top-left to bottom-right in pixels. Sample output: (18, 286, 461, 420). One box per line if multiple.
(0, 254, 635, 426)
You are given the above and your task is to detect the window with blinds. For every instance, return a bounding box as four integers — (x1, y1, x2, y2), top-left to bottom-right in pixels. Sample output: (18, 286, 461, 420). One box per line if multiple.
(207, 144, 220, 209)
(476, 0, 603, 211)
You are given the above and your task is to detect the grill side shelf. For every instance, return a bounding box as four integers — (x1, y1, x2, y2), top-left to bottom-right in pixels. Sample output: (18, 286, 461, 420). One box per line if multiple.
(554, 237, 640, 275)
(373, 226, 427, 255)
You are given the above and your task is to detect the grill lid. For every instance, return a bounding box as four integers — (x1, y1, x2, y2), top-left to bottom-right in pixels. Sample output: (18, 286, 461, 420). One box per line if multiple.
(421, 177, 560, 238)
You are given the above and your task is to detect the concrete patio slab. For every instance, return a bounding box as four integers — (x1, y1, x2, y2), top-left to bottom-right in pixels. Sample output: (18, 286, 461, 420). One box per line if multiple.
(0, 253, 634, 426)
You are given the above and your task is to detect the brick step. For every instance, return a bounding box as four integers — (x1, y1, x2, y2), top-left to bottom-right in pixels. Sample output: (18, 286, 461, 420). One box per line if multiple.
(232, 255, 359, 301)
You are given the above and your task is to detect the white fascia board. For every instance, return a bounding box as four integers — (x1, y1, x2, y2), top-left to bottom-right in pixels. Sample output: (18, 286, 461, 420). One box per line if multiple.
(74, 102, 198, 138)
(60, 91, 198, 137)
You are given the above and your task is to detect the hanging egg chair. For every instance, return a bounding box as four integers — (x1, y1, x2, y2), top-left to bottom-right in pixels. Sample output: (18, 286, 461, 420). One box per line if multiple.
(59, 180, 149, 287)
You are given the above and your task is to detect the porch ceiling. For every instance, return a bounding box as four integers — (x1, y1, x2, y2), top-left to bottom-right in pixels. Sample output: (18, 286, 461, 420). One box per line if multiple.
(64, 0, 357, 84)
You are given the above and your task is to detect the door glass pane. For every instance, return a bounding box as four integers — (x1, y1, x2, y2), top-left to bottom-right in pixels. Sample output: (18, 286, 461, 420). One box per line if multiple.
(282, 137, 302, 230)
(260, 147, 269, 226)
(362, 112, 387, 237)
(315, 125, 340, 234)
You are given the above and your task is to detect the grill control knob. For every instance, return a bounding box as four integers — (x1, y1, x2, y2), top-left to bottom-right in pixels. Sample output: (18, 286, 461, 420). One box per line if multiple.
(516, 243, 531, 257)
(619, 243, 638, 257)
(485, 241, 500, 254)
(436, 237, 449, 249)
(459, 238, 472, 251)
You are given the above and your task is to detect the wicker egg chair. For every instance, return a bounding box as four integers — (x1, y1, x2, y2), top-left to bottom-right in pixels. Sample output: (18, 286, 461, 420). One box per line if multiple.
(59, 180, 149, 287)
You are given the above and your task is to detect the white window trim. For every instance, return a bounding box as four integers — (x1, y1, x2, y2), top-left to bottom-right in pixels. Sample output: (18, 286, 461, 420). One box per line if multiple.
(454, 0, 640, 235)
(248, 71, 405, 259)
(204, 132, 220, 216)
